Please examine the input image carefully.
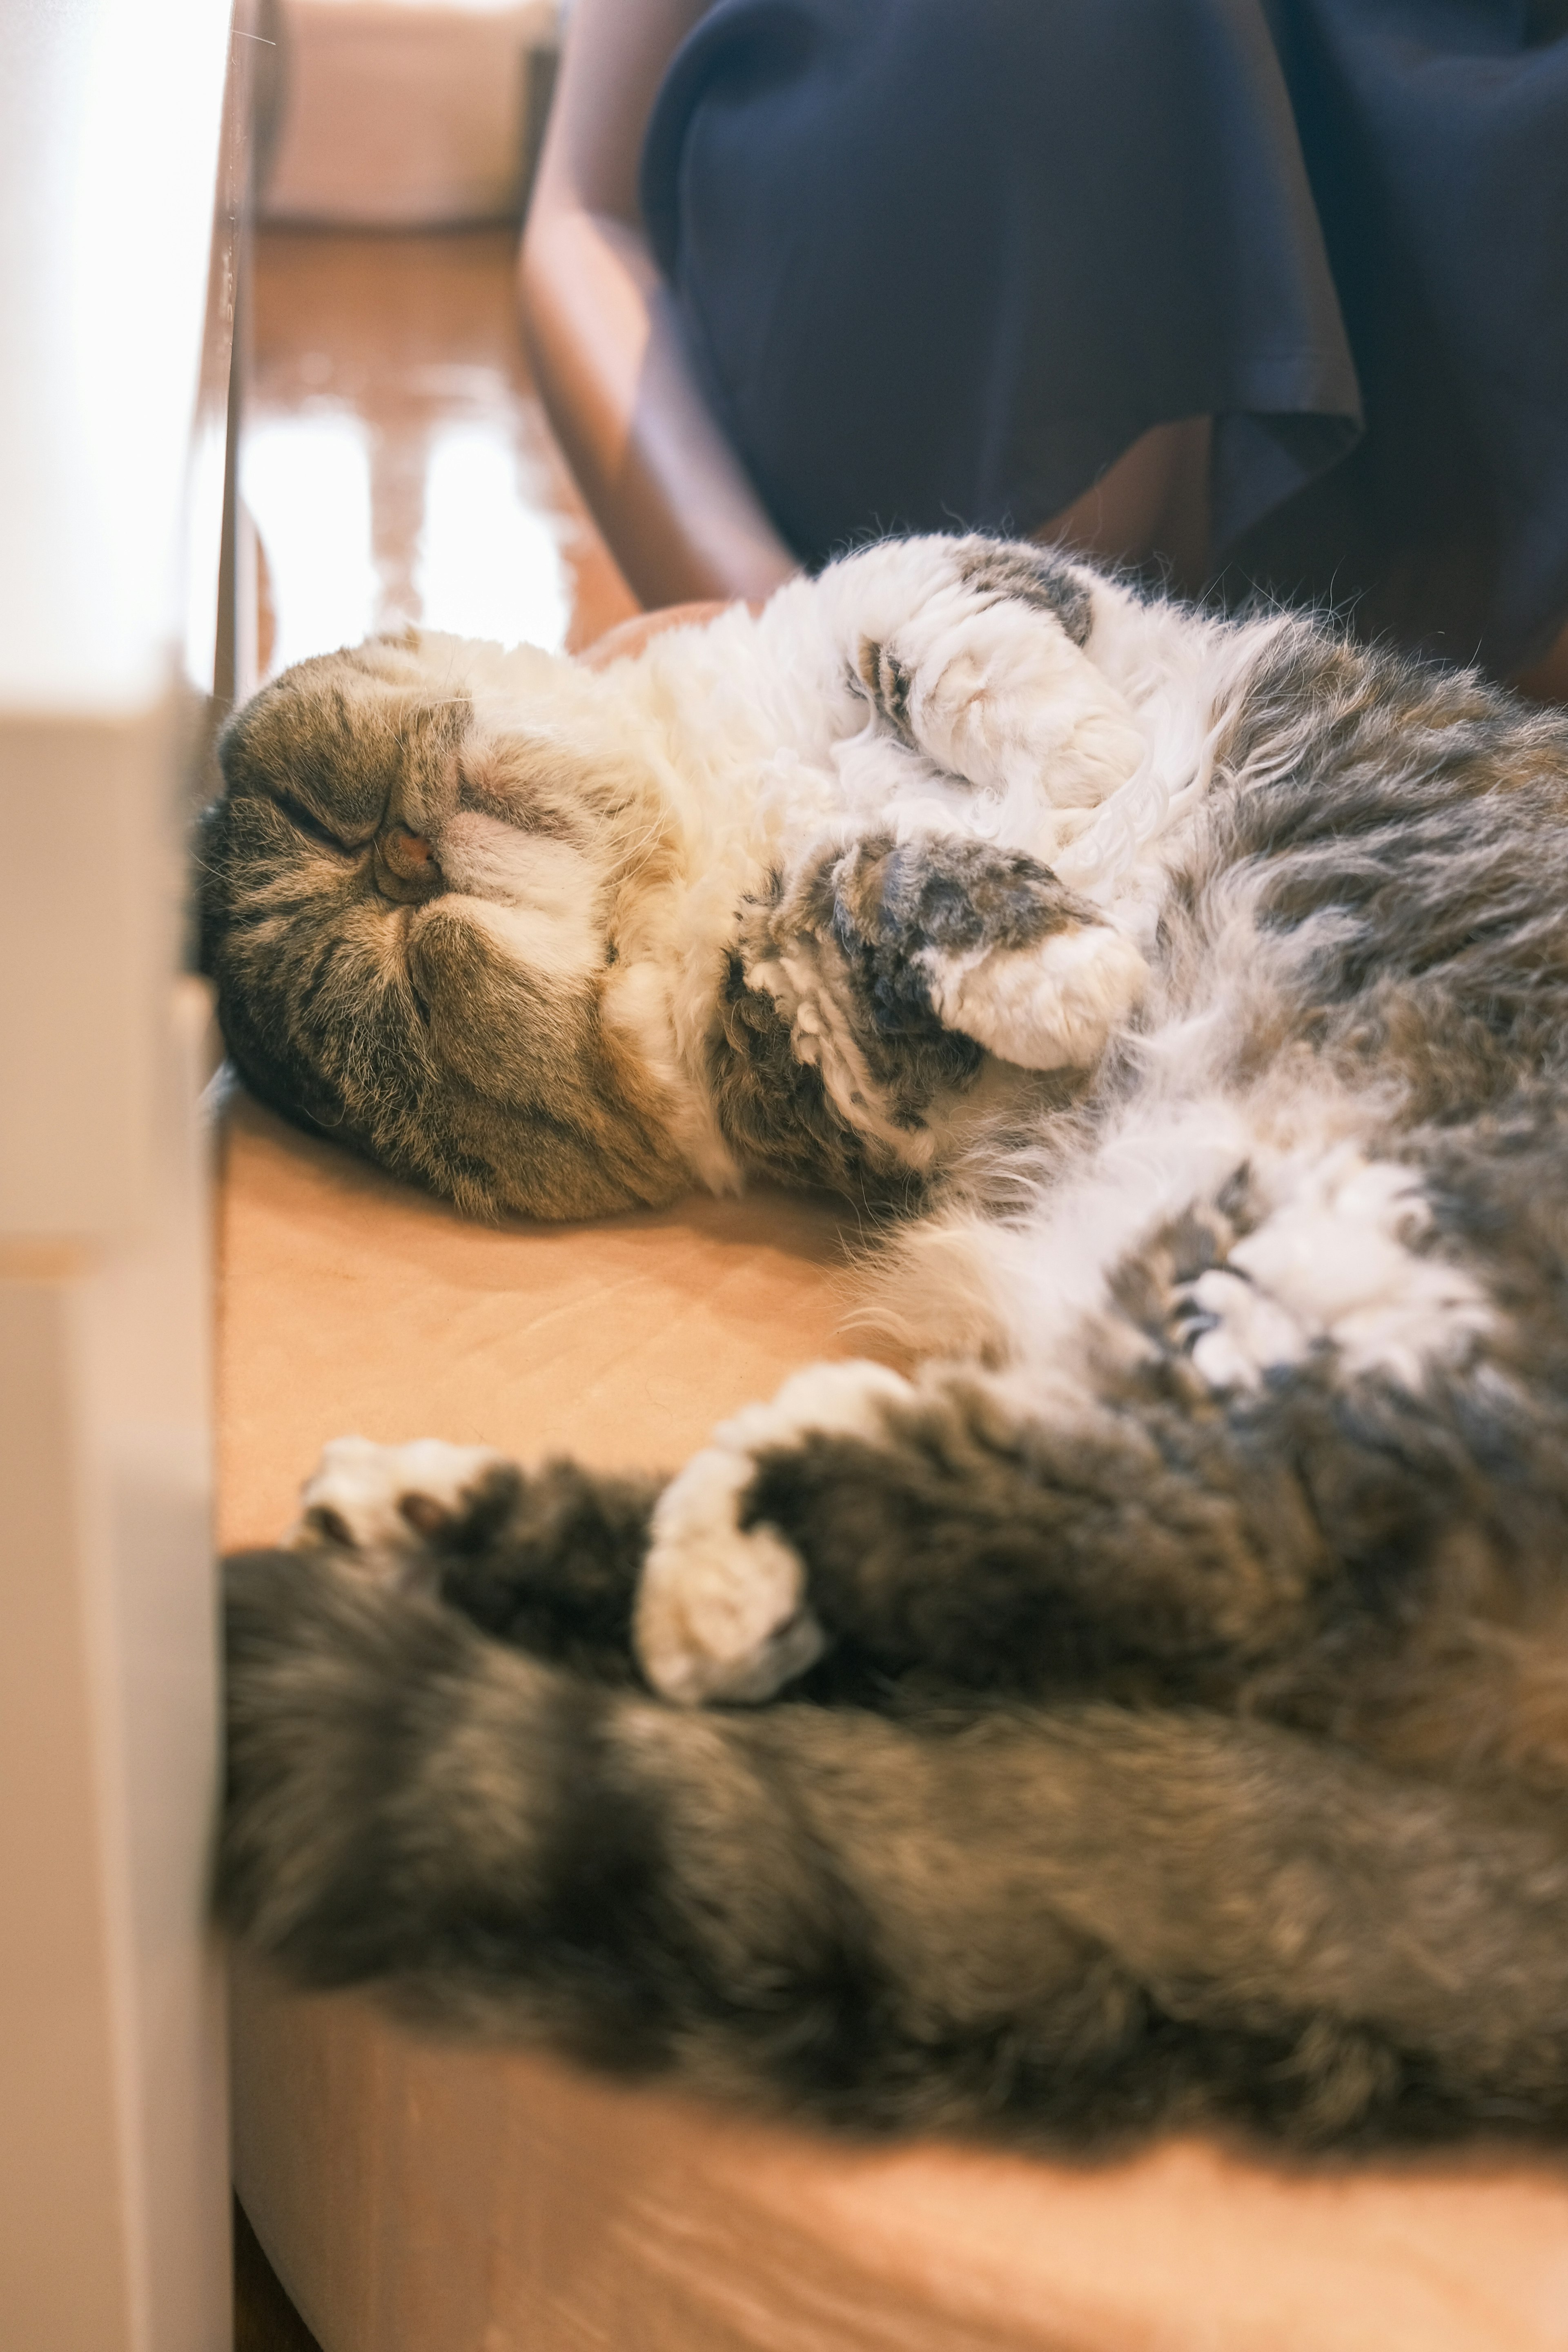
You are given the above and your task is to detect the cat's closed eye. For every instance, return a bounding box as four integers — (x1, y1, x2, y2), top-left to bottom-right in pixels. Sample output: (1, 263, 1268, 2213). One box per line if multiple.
(274, 790, 365, 855)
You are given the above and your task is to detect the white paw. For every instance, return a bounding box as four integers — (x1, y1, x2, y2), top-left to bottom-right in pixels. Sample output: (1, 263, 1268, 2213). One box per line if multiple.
(930, 923, 1147, 1070)
(636, 1447, 824, 1705)
(913, 614, 1145, 809)
(292, 1434, 505, 1584)
(634, 1360, 912, 1705)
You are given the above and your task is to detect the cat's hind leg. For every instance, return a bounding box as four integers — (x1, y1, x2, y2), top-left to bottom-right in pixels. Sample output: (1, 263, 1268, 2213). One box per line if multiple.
(289, 1434, 659, 1683)
(631, 1350, 1335, 1707)
(630, 1145, 1523, 1720)
(294, 1435, 508, 1576)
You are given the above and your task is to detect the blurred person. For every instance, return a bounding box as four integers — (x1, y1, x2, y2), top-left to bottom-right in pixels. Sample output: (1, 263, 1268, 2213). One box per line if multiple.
(520, 0, 1568, 692)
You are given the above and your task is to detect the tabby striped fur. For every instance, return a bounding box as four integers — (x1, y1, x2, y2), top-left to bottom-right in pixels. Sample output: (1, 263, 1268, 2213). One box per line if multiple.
(207, 536, 1568, 2147)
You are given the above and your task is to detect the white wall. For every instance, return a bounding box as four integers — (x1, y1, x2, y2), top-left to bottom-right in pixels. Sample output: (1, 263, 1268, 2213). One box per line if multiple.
(0, 1, 241, 2343)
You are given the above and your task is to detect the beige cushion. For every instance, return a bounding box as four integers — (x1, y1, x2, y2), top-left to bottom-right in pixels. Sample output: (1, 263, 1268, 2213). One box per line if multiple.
(220, 1089, 1568, 2352)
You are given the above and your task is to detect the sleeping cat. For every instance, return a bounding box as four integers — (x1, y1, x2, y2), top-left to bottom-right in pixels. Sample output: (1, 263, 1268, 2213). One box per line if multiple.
(203, 534, 1568, 2149)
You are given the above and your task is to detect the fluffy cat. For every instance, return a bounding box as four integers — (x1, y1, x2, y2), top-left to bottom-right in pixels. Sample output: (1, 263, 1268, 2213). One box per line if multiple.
(203, 534, 1568, 2149)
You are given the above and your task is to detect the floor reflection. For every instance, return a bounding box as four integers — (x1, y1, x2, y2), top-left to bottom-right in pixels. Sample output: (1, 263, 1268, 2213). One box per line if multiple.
(242, 408, 377, 672)
(247, 229, 636, 678)
(416, 418, 569, 650)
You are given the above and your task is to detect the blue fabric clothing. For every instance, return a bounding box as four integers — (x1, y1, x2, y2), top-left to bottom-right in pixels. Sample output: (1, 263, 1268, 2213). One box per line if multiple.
(641, 0, 1568, 670)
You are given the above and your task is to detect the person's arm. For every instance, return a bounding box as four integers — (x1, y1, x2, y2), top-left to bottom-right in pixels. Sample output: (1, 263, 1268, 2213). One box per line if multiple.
(519, 0, 800, 610)
(577, 599, 732, 668)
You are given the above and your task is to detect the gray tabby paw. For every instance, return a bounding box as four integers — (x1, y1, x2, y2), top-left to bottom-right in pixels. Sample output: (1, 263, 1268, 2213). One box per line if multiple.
(292, 1434, 505, 1589)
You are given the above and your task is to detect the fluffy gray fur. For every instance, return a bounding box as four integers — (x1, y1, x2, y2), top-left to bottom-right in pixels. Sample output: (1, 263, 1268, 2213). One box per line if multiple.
(207, 535, 1568, 2149)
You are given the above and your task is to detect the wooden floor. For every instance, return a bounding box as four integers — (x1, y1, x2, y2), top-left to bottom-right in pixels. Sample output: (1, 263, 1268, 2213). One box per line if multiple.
(235, 2199, 323, 2352)
(245, 223, 637, 684)
(232, 217, 639, 2352)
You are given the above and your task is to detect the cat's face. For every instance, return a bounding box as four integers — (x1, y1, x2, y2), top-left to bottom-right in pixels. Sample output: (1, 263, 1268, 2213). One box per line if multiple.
(200, 635, 691, 1219)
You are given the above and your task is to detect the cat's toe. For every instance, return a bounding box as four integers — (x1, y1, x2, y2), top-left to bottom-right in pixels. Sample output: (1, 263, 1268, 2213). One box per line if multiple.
(293, 1434, 505, 1581)
(931, 923, 1147, 1071)
(635, 1445, 826, 1705)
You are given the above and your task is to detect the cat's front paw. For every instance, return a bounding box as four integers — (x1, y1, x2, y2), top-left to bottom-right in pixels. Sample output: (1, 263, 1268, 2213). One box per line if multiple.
(292, 1434, 506, 1587)
(930, 922, 1148, 1071)
(634, 1361, 913, 1705)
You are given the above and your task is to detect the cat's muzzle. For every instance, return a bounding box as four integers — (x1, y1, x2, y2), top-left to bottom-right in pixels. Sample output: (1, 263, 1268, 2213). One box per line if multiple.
(374, 825, 443, 903)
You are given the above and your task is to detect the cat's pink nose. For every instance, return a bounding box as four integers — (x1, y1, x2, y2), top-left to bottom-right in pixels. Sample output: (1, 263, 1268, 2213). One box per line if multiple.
(381, 825, 436, 880)
(374, 824, 443, 903)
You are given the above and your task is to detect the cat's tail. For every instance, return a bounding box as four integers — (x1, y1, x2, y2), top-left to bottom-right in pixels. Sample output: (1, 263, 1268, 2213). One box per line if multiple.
(220, 1547, 1568, 2148)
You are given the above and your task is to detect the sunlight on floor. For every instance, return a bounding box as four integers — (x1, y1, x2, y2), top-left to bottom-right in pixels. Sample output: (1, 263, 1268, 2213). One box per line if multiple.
(242, 409, 378, 673)
(243, 230, 630, 680)
(415, 419, 570, 650)
(243, 405, 570, 670)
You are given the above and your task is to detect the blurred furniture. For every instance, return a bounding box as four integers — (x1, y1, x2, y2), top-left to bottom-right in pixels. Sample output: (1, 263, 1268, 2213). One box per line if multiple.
(0, 1, 245, 2345)
(261, 0, 559, 226)
(219, 1089, 1568, 2352)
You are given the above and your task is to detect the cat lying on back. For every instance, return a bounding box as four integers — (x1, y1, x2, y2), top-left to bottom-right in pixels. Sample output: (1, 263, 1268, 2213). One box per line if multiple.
(203, 534, 1568, 2149)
